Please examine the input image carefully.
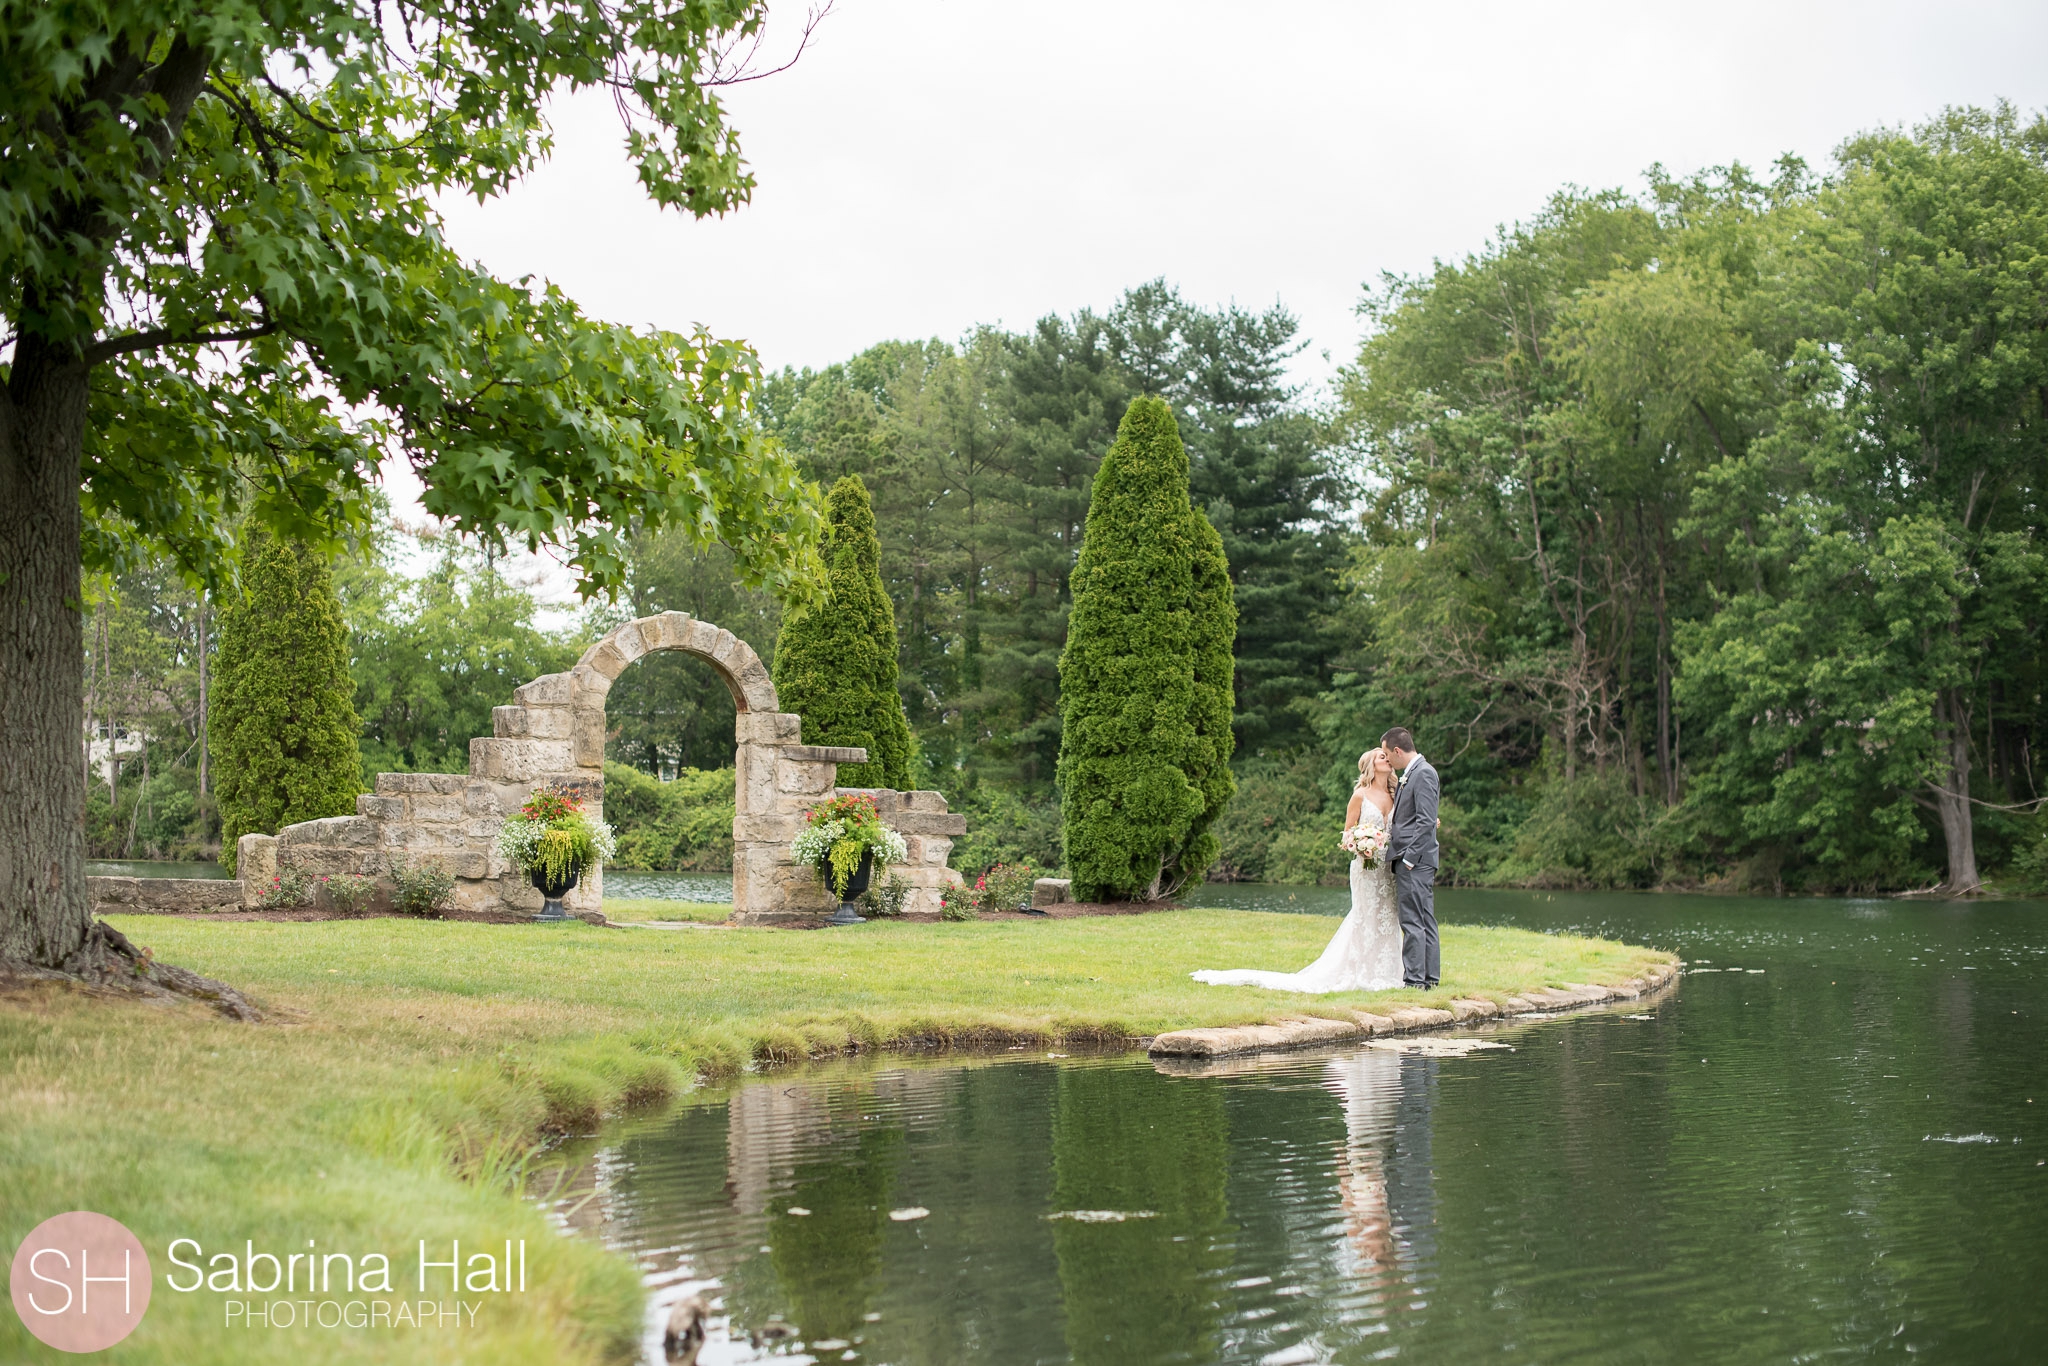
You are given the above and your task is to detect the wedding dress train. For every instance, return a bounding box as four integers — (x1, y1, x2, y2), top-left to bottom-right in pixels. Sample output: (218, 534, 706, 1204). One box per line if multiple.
(1191, 801, 1404, 993)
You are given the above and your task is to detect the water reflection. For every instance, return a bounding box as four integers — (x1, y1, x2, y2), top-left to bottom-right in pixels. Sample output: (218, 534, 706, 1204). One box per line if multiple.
(550, 889, 2048, 1365)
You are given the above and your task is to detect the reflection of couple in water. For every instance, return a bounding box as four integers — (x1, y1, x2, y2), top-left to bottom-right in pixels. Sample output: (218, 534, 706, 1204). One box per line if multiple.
(1324, 1049, 1435, 1305)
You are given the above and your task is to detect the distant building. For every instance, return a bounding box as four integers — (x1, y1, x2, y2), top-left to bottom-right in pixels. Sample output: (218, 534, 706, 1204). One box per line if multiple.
(86, 720, 145, 788)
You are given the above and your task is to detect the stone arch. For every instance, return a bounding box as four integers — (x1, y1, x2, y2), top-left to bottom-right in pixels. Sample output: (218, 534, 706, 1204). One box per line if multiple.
(258, 610, 964, 923)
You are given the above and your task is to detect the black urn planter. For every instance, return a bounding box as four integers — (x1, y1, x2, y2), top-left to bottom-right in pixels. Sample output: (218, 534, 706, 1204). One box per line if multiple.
(531, 865, 581, 922)
(826, 850, 874, 926)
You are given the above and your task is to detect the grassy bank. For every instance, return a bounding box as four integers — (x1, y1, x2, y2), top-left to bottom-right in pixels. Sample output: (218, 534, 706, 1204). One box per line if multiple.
(3, 910, 1672, 1365)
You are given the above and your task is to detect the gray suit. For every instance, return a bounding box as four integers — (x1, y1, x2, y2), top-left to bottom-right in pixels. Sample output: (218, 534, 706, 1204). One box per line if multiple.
(1384, 754, 1440, 987)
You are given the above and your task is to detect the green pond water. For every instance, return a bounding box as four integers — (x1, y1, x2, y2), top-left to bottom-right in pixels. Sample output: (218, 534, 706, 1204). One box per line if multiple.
(559, 887, 2045, 1364)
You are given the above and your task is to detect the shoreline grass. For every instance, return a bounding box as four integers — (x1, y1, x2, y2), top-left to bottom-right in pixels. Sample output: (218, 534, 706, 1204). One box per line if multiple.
(3, 908, 1673, 1365)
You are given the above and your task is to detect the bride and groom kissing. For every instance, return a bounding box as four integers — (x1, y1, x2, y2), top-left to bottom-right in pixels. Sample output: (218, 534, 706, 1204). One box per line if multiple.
(1194, 728, 1439, 994)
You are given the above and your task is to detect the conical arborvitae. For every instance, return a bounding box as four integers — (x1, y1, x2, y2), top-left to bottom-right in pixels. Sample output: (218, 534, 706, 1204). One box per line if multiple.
(212, 532, 363, 871)
(1167, 506, 1238, 890)
(1057, 396, 1236, 900)
(772, 475, 913, 789)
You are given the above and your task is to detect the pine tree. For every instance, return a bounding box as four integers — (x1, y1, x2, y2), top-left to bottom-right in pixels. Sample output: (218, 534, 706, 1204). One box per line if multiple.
(772, 475, 913, 789)
(1058, 397, 1234, 900)
(211, 532, 363, 871)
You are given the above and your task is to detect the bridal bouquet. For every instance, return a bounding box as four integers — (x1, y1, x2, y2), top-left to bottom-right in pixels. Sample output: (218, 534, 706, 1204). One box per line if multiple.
(1341, 822, 1390, 869)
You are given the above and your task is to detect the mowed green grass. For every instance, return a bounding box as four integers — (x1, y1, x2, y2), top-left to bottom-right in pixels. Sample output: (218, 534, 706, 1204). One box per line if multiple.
(2, 911, 1671, 1366)
(599, 897, 732, 924)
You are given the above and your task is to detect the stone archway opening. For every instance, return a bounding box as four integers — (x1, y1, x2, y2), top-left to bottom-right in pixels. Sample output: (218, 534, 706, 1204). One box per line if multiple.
(251, 611, 964, 922)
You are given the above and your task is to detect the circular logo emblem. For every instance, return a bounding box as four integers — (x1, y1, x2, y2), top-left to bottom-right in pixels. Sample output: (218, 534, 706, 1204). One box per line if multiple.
(10, 1212, 152, 1353)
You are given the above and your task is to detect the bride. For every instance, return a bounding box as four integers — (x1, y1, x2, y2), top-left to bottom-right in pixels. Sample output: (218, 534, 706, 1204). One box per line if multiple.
(1192, 747, 1405, 993)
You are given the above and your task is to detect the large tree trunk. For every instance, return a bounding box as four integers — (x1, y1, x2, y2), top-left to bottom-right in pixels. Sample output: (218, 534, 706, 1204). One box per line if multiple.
(1930, 689, 1980, 895)
(0, 339, 93, 965)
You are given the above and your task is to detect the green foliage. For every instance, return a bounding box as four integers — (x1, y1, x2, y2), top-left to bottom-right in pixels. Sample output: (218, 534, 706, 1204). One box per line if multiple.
(937, 883, 979, 921)
(7, 0, 821, 598)
(1109, 282, 1350, 755)
(1326, 107, 2048, 894)
(856, 872, 911, 918)
(790, 793, 908, 899)
(602, 536, 780, 775)
(1057, 398, 1234, 900)
(1171, 504, 1239, 888)
(494, 787, 615, 883)
(255, 867, 314, 909)
(773, 477, 913, 789)
(340, 522, 581, 775)
(1213, 750, 1335, 884)
(947, 787, 1065, 877)
(319, 872, 376, 916)
(387, 855, 457, 917)
(600, 762, 735, 872)
(211, 533, 363, 872)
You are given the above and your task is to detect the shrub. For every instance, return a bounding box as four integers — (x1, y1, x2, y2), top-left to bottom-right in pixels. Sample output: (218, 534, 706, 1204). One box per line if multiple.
(947, 785, 1063, 875)
(857, 872, 911, 918)
(937, 882, 979, 921)
(771, 475, 912, 789)
(320, 873, 376, 916)
(1057, 397, 1234, 900)
(388, 856, 457, 917)
(255, 868, 314, 909)
(601, 761, 735, 871)
(212, 530, 363, 873)
(972, 861, 1037, 912)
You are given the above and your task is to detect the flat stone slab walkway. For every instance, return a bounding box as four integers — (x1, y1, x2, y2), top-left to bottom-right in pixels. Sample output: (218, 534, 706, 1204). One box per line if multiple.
(1146, 961, 1680, 1059)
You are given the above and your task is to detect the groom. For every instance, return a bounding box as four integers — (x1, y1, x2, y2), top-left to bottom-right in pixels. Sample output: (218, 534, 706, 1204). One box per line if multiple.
(1380, 727, 1440, 989)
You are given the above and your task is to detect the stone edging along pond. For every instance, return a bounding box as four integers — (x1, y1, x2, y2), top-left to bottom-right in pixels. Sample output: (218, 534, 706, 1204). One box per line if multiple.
(1145, 960, 1682, 1060)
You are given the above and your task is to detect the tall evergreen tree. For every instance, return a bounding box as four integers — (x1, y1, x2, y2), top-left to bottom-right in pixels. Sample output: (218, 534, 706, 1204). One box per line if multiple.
(1170, 509, 1238, 889)
(773, 476, 913, 789)
(1108, 283, 1349, 755)
(211, 533, 362, 871)
(1058, 398, 1220, 899)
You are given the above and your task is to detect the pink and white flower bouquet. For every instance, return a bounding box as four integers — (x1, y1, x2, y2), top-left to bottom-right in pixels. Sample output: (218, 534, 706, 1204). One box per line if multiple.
(1341, 822, 1390, 869)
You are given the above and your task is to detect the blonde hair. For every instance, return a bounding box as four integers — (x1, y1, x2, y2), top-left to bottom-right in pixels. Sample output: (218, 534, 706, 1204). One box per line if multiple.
(1355, 747, 1394, 796)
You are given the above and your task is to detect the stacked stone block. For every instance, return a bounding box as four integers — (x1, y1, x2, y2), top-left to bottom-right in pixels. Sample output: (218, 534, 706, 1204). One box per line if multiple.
(258, 610, 965, 921)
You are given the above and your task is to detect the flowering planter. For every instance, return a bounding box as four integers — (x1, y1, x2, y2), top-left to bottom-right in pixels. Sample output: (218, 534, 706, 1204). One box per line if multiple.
(531, 865, 580, 922)
(826, 850, 874, 927)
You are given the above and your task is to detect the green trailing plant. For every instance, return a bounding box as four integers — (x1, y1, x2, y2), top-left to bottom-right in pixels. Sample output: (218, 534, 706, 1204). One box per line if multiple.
(388, 855, 457, 917)
(211, 532, 363, 873)
(772, 476, 913, 789)
(1056, 397, 1235, 901)
(494, 788, 617, 886)
(789, 793, 909, 899)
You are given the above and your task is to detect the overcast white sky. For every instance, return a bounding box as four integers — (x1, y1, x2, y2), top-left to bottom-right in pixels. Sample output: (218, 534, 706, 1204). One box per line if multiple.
(399, 0, 2048, 611)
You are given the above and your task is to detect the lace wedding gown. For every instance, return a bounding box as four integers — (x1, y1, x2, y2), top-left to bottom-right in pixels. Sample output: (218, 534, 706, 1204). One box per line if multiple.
(1192, 799, 1404, 993)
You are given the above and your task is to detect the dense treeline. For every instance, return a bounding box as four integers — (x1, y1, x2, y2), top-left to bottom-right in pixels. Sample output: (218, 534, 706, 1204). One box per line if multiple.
(1331, 106, 2048, 894)
(79, 106, 2048, 895)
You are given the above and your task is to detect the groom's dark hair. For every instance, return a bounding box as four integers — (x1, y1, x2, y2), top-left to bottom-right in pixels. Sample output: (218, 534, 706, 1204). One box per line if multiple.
(1380, 726, 1416, 753)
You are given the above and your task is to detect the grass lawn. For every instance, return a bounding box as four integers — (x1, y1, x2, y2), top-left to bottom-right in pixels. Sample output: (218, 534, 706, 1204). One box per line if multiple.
(2, 910, 1672, 1365)
(600, 897, 733, 924)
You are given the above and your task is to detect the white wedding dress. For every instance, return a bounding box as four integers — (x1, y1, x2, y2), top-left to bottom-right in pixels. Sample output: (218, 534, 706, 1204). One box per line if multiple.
(1192, 798, 1404, 993)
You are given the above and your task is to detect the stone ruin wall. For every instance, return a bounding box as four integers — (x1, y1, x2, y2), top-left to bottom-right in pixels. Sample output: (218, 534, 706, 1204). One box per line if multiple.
(231, 611, 964, 923)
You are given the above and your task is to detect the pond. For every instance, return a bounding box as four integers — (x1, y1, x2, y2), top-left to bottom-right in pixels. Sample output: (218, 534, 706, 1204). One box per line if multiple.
(604, 869, 737, 903)
(84, 859, 230, 879)
(559, 887, 2047, 1363)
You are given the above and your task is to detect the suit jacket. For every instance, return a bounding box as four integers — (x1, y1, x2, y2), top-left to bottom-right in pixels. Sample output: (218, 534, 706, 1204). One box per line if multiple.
(1386, 755, 1440, 871)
